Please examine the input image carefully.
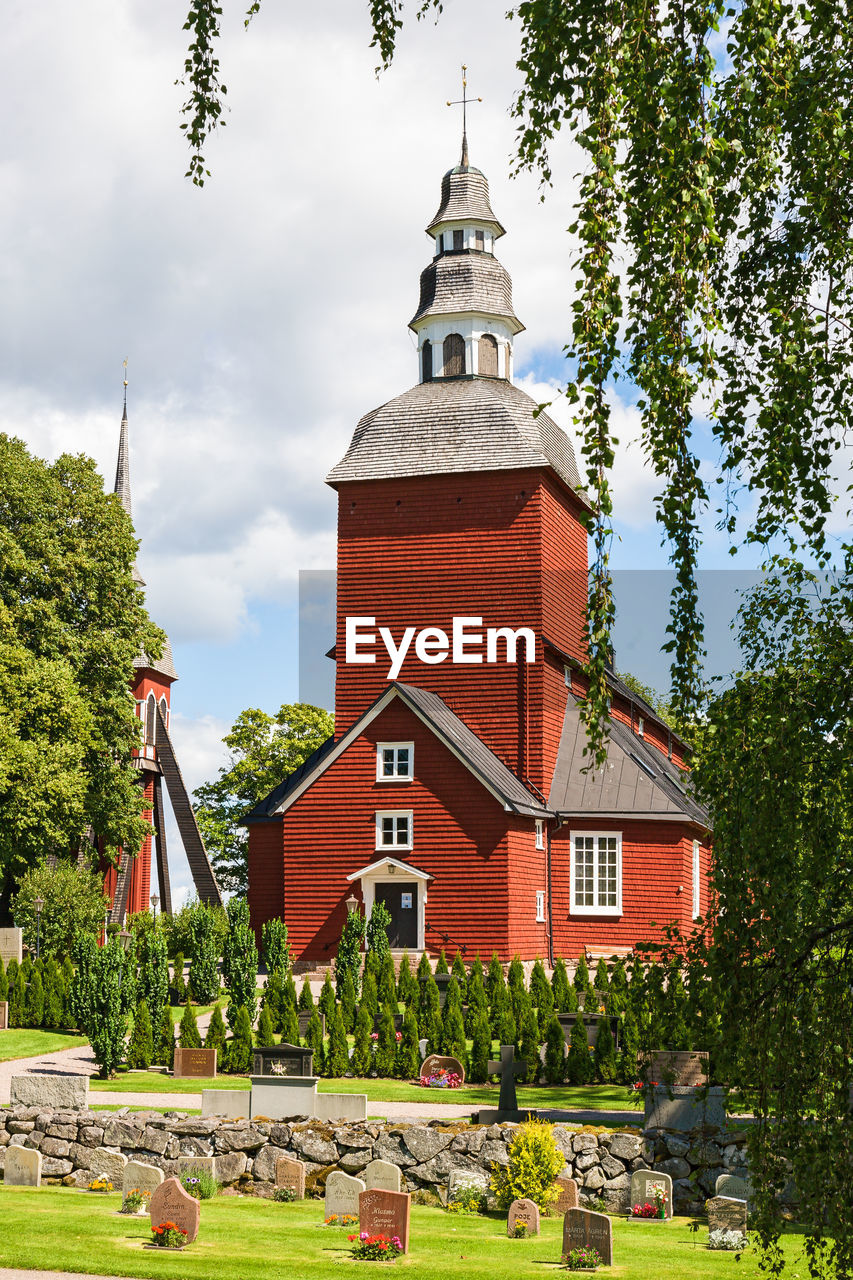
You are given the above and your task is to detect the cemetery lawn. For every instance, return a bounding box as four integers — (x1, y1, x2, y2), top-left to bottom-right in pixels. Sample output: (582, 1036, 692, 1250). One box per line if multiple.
(0, 1029, 88, 1062)
(89, 1072, 250, 1093)
(0, 1187, 808, 1279)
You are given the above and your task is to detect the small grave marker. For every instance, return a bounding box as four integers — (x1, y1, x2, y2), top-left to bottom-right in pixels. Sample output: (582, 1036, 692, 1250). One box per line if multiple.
(325, 1171, 365, 1219)
(297, 1010, 324, 1038)
(275, 1156, 306, 1199)
(419, 1053, 465, 1083)
(707, 1196, 748, 1235)
(123, 1161, 164, 1201)
(629, 1169, 673, 1218)
(553, 1176, 579, 1214)
(149, 1176, 201, 1243)
(4, 1145, 41, 1186)
(358, 1188, 411, 1254)
(92, 1147, 128, 1186)
(0, 1001, 8, 1030)
(0, 927, 22, 965)
(508, 1198, 540, 1236)
(563, 1207, 613, 1266)
(715, 1173, 752, 1204)
(173, 1047, 217, 1078)
(646, 1049, 709, 1086)
(363, 1159, 402, 1193)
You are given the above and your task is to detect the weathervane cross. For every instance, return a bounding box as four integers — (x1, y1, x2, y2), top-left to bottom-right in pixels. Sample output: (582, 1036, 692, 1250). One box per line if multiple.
(446, 64, 482, 166)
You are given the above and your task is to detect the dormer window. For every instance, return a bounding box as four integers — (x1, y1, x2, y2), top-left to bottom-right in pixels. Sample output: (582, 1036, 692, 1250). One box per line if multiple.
(443, 333, 465, 377)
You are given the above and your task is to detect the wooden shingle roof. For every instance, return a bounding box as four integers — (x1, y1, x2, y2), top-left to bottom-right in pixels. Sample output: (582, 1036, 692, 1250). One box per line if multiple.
(409, 252, 523, 333)
(427, 166, 505, 237)
(325, 378, 585, 496)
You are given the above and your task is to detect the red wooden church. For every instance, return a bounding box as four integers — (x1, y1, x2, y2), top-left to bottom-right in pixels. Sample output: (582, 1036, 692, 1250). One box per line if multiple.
(246, 136, 710, 962)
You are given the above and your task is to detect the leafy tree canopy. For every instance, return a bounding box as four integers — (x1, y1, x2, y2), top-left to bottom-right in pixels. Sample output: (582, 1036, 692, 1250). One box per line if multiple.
(193, 702, 333, 894)
(12, 858, 109, 959)
(0, 435, 163, 913)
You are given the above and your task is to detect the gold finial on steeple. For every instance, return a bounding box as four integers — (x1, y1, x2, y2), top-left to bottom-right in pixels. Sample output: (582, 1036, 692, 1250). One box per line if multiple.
(446, 64, 482, 169)
(122, 357, 129, 419)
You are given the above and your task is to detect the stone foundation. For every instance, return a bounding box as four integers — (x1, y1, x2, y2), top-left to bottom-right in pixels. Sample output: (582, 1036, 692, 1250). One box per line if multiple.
(0, 1105, 750, 1214)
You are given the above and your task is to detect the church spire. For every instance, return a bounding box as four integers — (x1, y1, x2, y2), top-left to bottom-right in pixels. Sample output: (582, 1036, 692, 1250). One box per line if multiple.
(447, 65, 480, 173)
(114, 359, 133, 519)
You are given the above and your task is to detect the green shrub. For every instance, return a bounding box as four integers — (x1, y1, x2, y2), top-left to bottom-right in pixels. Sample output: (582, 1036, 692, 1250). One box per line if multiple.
(303, 1007, 325, 1074)
(529, 959, 550, 1008)
(486, 952, 504, 1001)
(416, 972, 439, 1037)
(508, 955, 525, 994)
(223, 899, 258, 1030)
(138, 926, 170, 1038)
(444, 975, 463, 1015)
(395, 1005, 419, 1079)
(297, 976, 314, 1012)
(25, 969, 45, 1027)
(450, 951, 468, 1001)
(318, 971, 337, 1022)
(335, 908, 365, 999)
(255, 1003, 275, 1048)
(350, 1002, 373, 1076)
(378, 953, 398, 1011)
(339, 970, 357, 1033)
(435, 948, 449, 975)
(205, 1003, 227, 1067)
(326, 1002, 350, 1077)
(180, 1168, 219, 1200)
(424, 1006, 443, 1057)
(373, 1005, 397, 1077)
(468, 1008, 492, 1083)
(519, 1001, 542, 1084)
(12, 858, 108, 958)
(261, 917, 290, 977)
(165, 899, 228, 962)
(154, 1010, 175, 1067)
(447, 1182, 486, 1214)
(171, 953, 186, 1005)
(365, 900, 392, 968)
(0, 957, 7, 1002)
(416, 952, 432, 981)
(535, 981, 555, 1039)
(179, 1001, 202, 1049)
(490, 1118, 564, 1211)
(9, 969, 25, 1027)
(189, 927, 220, 1005)
(607, 958, 628, 1014)
(278, 994, 300, 1047)
(43, 959, 64, 1029)
(227, 1005, 254, 1074)
(127, 999, 153, 1069)
(594, 957, 610, 998)
(566, 1013, 594, 1085)
(593, 1015, 618, 1082)
(551, 957, 571, 1012)
(543, 1016, 566, 1084)
(440, 1003, 467, 1066)
(573, 955, 594, 1005)
(396, 951, 418, 1006)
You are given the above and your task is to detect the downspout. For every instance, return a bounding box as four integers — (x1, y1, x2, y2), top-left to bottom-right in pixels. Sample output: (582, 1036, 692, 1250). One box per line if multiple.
(546, 820, 554, 967)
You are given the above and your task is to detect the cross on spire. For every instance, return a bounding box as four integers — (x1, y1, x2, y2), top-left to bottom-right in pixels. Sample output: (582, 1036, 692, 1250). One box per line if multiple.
(446, 64, 482, 169)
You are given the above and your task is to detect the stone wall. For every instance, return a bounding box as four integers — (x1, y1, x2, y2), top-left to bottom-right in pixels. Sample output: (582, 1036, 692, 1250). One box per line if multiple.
(0, 1105, 749, 1214)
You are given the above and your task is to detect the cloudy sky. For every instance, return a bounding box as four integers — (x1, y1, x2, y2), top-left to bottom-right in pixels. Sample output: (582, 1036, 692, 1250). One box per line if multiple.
(3, 3, 847, 904)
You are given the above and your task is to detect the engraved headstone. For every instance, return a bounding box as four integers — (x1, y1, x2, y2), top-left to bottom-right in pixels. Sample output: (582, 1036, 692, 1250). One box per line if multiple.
(715, 1173, 752, 1205)
(0, 1001, 7, 1030)
(508, 1198, 540, 1236)
(275, 1156, 306, 1199)
(647, 1049, 709, 1086)
(252, 1042, 313, 1077)
(629, 1169, 673, 1218)
(149, 1176, 201, 1243)
(363, 1159, 402, 1193)
(707, 1196, 748, 1234)
(419, 1053, 465, 1083)
(358, 1188, 411, 1254)
(176, 1155, 215, 1178)
(553, 1176, 579, 1214)
(91, 1147, 128, 1186)
(563, 1208, 613, 1266)
(297, 1010, 325, 1038)
(4, 1145, 41, 1186)
(173, 1047, 217, 1078)
(122, 1160, 165, 1201)
(0, 928, 22, 965)
(325, 1171, 366, 1219)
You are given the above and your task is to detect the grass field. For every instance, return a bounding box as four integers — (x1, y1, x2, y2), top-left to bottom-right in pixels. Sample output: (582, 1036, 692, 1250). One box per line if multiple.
(0, 1187, 810, 1280)
(0, 1029, 88, 1063)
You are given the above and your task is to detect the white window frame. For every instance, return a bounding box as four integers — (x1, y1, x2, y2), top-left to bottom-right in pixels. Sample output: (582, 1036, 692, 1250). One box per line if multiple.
(376, 742, 414, 782)
(564, 664, 572, 689)
(535, 890, 546, 923)
(375, 810, 413, 851)
(637, 715, 645, 738)
(535, 819, 545, 850)
(569, 831, 623, 916)
(692, 840, 701, 919)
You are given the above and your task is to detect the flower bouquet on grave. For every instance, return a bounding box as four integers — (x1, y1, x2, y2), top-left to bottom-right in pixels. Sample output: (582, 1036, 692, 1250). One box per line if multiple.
(273, 1186, 297, 1203)
(419, 1068, 462, 1089)
(270, 1061, 289, 1076)
(511, 1222, 529, 1239)
(150, 1221, 188, 1249)
(87, 1176, 113, 1193)
(564, 1246, 604, 1270)
(120, 1188, 151, 1215)
(348, 1231, 404, 1260)
(631, 1185, 668, 1219)
(324, 1214, 359, 1229)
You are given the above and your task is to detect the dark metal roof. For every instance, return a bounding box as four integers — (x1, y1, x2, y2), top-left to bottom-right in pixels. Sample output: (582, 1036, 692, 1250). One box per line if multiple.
(410, 252, 523, 333)
(548, 695, 709, 827)
(326, 377, 585, 497)
(427, 166, 505, 237)
(244, 732, 337, 820)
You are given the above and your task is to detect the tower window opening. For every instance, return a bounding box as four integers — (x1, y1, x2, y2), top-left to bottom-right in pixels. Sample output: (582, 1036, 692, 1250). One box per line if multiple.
(475, 228, 484, 251)
(453, 228, 464, 251)
(478, 333, 498, 377)
(437, 234, 444, 254)
(422, 340, 433, 382)
(443, 333, 465, 377)
(505, 344, 511, 379)
(145, 693, 156, 746)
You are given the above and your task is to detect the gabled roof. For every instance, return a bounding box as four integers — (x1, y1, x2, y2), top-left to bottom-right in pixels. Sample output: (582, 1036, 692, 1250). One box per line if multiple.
(242, 682, 550, 823)
(346, 856, 432, 883)
(548, 695, 709, 827)
(325, 378, 586, 498)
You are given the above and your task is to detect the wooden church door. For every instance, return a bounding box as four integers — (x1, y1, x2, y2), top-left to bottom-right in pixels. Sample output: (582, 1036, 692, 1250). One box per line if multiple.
(375, 882, 418, 948)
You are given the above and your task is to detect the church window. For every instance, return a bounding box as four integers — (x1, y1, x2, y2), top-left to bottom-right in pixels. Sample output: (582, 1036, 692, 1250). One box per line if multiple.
(536, 890, 546, 923)
(443, 333, 465, 377)
(376, 811, 413, 850)
(535, 819, 545, 850)
(145, 693, 156, 746)
(570, 832, 622, 916)
(422, 340, 433, 382)
(505, 344, 511, 379)
(692, 840, 701, 919)
(478, 333, 498, 377)
(453, 228, 464, 251)
(475, 228, 484, 251)
(437, 234, 444, 253)
(377, 743, 414, 781)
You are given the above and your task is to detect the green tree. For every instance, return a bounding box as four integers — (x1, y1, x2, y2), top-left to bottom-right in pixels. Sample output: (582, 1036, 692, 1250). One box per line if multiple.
(468, 1008, 492, 1084)
(325, 1001, 350, 1078)
(350, 1002, 373, 1077)
(8, 969, 25, 1027)
(440, 1004, 467, 1067)
(222, 898, 258, 1029)
(11, 859, 108, 958)
(593, 959, 610, 1003)
(465, 962, 488, 1036)
(43, 960, 64, 1029)
(303, 1007, 325, 1074)
(507, 955, 525, 995)
(365, 900, 392, 968)
(24, 969, 44, 1028)
(359, 970, 379, 1027)
(551, 957, 571, 1013)
(416, 952, 432, 982)
(378, 952, 397, 1011)
(573, 955, 594, 1006)
(179, 1001, 202, 1049)
(339, 970, 357, 1034)
(607, 958, 629, 1015)
(205, 1003, 227, 1068)
(565, 1014, 593, 1086)
(255, 1002, 275, 1049)
(416, 972, 439, 1038)
(189, 928, 220, 1005)
(490, 1118, 564, 1212)
(127, 999, 154, 1069)
(424, 1005, 443, 1057)
(373, 1005, 397, 1078)
(395, 1004, 420, 1079)
(278, 993, 300, 1047)
(0, 435, 163, 917)
(71, 934, 132, 1078)
(193, 703, 333, 893)
(435, 948, 449, 976)
(519, 1001, 542, 1085)
(543, 1016, 566, 1085)
(163, 899, 228, 962)
(0, 957, 6, 1002)
(593, 1017, 618, 1083)
(396, 951, 418, 1007)
(297, 975, 314, 1012)
(335, 907, 365, 999)
(486, 953, 503, 1001)
(171, 953, 186, 1005)
(227, 1005, 253, 1074)
(317, 971, 336, 1022)
(154, 1010, 175, 1068)
(261, 917, 290, 977)
(450, 951, 468, 1001)
(137, 925, 170, 1041)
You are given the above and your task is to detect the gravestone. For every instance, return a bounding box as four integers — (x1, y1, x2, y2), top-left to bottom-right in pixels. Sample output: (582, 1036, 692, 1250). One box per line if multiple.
(358, 1188, 411, 1254)
(487, 1044, 527, 1118)
(419, 1053, 465, 1083)
(325, 1171, 366, 1219)
(508, 1198, 540, 1236)
(252, 1042, 313, 1077)
(0, 928, 22, 964)
(553, 1176, 579, 1214)
(363, 1159, 402, 1193)
(715, 1173, 752, 1204)
(629, 1169, 673, 1218)
(149, 1176, 201, 1243)
(447, 1169, 488, 1204)
(176, 1155, 215, 1179)
(0, 1001, 7, 1030)
(123, 1160, 164, 1200)
(10, 1074, 89, 1109)
(647, 1050, 709, 1086)
(4, 1145, 42, 1186)
(297, 1010, 324, 1038)
(91, 1147, 128, 1186)
(563, 1208, 613, 1266)
(275, 1156, 306, 1199)
(707, 1196, 748, 1234)
(173, 1047, 217, 1078)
